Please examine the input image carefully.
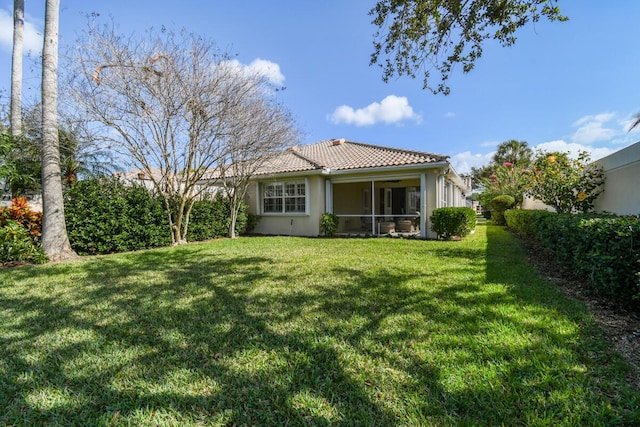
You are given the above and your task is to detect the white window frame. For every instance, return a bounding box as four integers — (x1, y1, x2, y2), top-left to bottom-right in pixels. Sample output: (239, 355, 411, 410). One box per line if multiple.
(261, 179, 308, 214)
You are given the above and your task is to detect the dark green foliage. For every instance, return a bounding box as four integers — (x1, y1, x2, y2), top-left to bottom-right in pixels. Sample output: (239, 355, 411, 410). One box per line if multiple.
(64, 178, 170, 254)
(490, 195, 515, 225)
(187, 194, 248, 241)
(65, 180, 250, 254)
(430, 207, 477, 240)
(369, 1, 567, 94)
(244, 213, 260, 234)
(503, 209, 553, 236)
(505, 209, 640, 304)
(320, 212, 339, 237)
(0, 219, 48, 264)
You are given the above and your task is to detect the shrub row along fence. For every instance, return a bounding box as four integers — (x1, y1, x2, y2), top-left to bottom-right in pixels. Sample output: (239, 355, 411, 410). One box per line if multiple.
(0, 178, 254, 263)
(64, 178, 251, 255)
(504, 209, 640, 305)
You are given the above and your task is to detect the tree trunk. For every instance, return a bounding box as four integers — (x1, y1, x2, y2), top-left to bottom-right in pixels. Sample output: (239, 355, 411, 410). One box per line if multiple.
(228, 194, 238, 239)
(10, 0, 24, 136)
(41, 0, 77, 262)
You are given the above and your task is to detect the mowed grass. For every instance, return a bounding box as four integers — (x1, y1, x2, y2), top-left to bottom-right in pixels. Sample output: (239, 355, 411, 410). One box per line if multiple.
(0, 225, 638, 426)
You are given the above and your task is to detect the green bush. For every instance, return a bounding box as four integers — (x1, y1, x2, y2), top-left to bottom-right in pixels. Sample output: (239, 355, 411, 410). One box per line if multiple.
(64, 178, 170, 254)
(65, 179, 251, 254)
(490, 195, 515, 225)
(320, 212, 339, 237)
(504, 209, 554, 237)
(430, 207, 477, 240)
(244, 213, 260, 234)
(0, 220, 48, 264)
(187, 194, 248, 241)
(505, 209, 640, 305)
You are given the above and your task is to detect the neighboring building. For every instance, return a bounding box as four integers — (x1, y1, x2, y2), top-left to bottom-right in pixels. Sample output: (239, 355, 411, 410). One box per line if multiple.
(205, 139, 470, 239)
(593, 141, 640, 215)
(116, 167, 219, 199)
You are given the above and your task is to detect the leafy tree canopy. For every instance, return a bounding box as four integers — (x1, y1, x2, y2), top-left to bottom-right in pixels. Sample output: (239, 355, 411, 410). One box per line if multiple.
(527, 150, 604, 213)
(471, 139, 532, 188)
(370, 0, 567, 94)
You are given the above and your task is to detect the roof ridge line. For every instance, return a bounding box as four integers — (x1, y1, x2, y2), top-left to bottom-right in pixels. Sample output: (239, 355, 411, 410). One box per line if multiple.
(344, 140, 449, 160)
(289, 149, 325, 170)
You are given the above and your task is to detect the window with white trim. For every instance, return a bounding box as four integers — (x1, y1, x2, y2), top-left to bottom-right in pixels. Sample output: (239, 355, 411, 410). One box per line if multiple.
(262, 180, 306, 213)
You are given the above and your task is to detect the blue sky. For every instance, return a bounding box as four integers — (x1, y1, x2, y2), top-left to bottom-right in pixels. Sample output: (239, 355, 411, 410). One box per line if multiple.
(1, 1, 639, 174)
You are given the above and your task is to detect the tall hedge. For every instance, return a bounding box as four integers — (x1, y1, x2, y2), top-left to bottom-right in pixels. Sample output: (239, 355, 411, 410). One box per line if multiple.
(64, 178, 169, 254)
(505, 209, 640, 304)
(430, 207, 477, 240)
(64, 178, 251, 255)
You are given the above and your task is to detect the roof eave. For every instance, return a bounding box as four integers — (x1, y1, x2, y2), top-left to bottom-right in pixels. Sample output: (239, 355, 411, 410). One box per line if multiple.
(326, 161, 450, 176)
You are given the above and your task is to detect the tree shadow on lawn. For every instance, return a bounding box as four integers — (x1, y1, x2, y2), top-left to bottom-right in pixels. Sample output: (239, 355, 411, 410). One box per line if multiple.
(0, 245, 402, 425)
(472, 225, 640, 424)
(1, 232, 638, 425)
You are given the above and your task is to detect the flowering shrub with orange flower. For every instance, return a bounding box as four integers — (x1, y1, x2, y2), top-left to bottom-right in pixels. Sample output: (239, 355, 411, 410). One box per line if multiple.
(527, 151, 604, 213)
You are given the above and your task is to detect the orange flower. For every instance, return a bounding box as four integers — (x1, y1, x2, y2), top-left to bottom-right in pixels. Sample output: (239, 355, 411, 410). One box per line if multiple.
(577, 191, 587, 201)
(547, 155, 556, 163)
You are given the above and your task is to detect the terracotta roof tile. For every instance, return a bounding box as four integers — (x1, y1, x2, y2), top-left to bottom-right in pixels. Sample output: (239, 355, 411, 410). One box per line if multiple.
(253, 139, 447, 176)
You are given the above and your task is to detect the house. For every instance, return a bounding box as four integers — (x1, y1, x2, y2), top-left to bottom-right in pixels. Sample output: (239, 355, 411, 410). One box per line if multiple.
(593, 141, 640, 215)
(221, 139, 470, 239)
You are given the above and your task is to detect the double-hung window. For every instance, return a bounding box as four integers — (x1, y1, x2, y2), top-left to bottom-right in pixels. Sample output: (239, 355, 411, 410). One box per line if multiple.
(262, 180, 306, 214)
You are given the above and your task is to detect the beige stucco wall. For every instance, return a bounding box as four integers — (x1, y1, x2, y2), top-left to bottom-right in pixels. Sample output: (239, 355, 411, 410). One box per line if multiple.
(245, 165, 470, 238)
(247, 175, 325, 236)
(593, 141, 640, 215)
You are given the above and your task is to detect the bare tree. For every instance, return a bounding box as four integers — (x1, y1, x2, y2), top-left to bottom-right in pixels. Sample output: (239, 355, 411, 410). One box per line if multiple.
(10, 0, 24, 137)
(217, 93, 299, 238)
(67, 25, 298, 244)
(41, 0, 77, 261)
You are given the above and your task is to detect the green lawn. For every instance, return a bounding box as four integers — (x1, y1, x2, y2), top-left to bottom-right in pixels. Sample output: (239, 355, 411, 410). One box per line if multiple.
(0, 225, 638, 426)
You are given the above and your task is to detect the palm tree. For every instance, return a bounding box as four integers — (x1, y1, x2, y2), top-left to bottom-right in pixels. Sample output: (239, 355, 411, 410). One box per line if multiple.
(40, 0, 76, 261)
(59, 126, 116, 187)
(630, 113, 640, 132)
(492, 139, 533, 167)
(10, 0, 24, 137)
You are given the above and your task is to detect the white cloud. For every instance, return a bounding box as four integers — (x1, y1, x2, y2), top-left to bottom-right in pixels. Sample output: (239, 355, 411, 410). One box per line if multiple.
(571, 112, 616, 144)
(0, 9, 43, 54)
(533, 140, 614, 161)
(219, 58, 285, 86)
(453, 111, 637, 176)
(246, 58, 285, 86)
(444, 112, 456, 119)
(328, 95, 422, 126)
(450, 151, 494, 175)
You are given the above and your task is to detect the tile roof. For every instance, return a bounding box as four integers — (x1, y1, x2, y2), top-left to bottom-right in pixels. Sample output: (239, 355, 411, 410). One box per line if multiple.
(253, 139, 448, 176)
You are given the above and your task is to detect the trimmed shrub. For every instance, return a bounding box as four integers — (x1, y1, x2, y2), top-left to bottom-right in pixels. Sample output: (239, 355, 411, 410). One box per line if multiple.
(504, 209, 554, 237)
(65, 179, 250, 254)
(505, 209, 640, 305)
(187, 194, 248, 241)
(430, 207, 477, 240)
(490, 195, 515, 225)
(244, 213, 260, 234)
(64, 178, 170, 254)
(320, 212, 339, 237)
